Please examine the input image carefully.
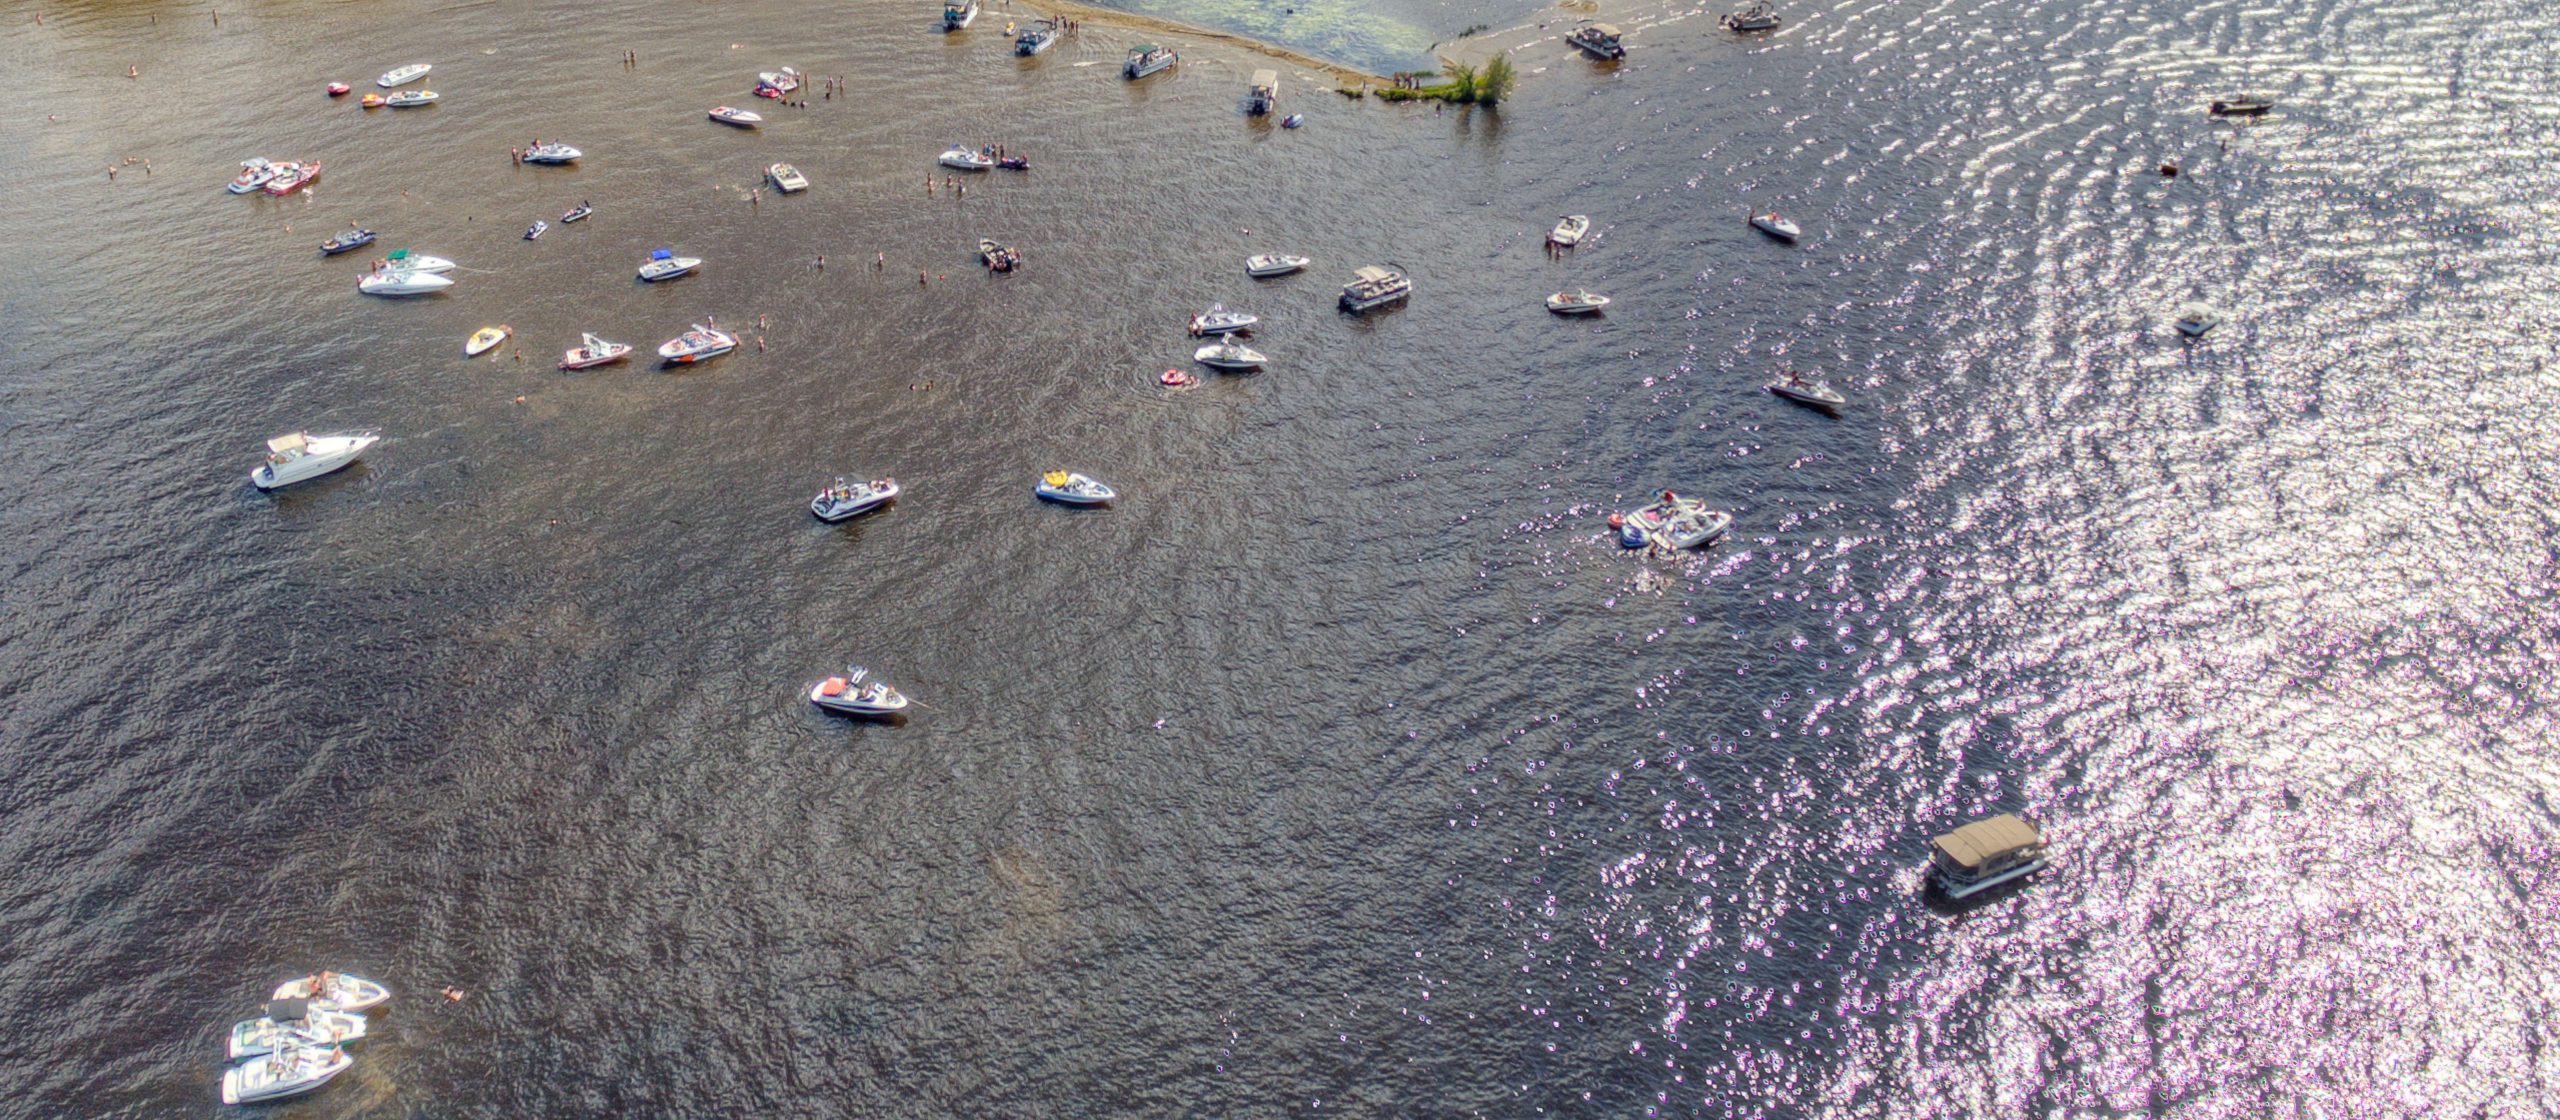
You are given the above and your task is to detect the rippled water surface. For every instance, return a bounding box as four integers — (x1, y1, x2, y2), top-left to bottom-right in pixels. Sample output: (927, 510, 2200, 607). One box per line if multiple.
(3, 0, 2556, 1116)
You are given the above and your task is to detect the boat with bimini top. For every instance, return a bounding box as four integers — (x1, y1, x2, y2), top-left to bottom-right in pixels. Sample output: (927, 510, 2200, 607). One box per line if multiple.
(1124, 43, 1178, 79)
(1928, 814, 2048, 898)
(1340, 265, 1411, 312)
(812, 477, 900, 522)
(638, 248, 702, 281)
(559, 332, 632, 369)
(1568, 23, 1626, 59)
(251, 432, 379, 490)
(944, 0, 979, 29)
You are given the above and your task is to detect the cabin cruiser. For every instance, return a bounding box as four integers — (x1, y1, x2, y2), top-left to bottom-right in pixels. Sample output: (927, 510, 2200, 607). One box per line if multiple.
(1723, 1, 1781, 30)
(1124, 43, 1178, 79)
(1248, 69, 1279, 115)
(559, 332, 633, 370)
(251, 431, 379, 490)
(938, 145, 994, 170)
(264, 160, 320, 196)
(811, 477, 899, 522)
(1568, 23, 1626, 60)
(1246, 253, 1310, 278)
(220, 1043, 352, 1105)
(708, 105, 763, 127)
(755, 67, 802, 97)
(230, 1000, 368, 1061)
(1548, 214, 1590, 247)
(272, 972, 391, 1013)
(320, 228, 375, 255)
(1613, 491, 1731, 549)
(561, 201, 594, 223)
(1036, 470, 1117, 505)
(1193, 337, 1265, 370)
(522, 142, 581, 164)
(1750, 211, 1801, 240)
(810, 665, 909, 717)
(373, 249, 456, 274)
(768, 163, 809, 193)
(978, 238, 1021, 272)
(1545, 290, 1611, 314)
(466, 325, 511, 357)
(522, 219, 547, 240)
(637, 248, 703, 282)
(377, 63, 432, 87)
(2209, 96, 2275, 116)
(657, 324, 738, 364)
(228, 158, 279, 194)
(384, 89, 438, 107)
(2174, 305, 2220, 337)
(1015, 19, 1061, 54)
(944, 0, 978, 29)
(1928, 814, 2047, 898)
(358, 269, 452, 296)
(1186, 304, 1257, 335)
(1767, 371, 1846, 409)
(1339, 265, 1411, 312)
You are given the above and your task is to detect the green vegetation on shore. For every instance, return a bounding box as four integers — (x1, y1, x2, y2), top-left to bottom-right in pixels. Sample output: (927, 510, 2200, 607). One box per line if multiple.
(1374, 54, 1516, 106)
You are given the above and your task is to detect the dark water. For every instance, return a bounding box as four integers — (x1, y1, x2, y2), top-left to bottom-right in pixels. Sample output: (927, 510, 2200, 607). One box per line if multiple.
(5, 0, 2557, 1116)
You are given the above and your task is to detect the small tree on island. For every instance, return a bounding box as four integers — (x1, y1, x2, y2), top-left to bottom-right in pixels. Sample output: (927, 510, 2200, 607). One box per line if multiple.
(1477, 54, 1517, 106)
(1441, 61, 1478, 103)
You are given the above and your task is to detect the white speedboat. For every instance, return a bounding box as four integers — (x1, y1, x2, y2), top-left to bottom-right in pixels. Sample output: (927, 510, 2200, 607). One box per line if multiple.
(251, 431, 378, 490)
(522, 219, 547, 241)
(1015, 19, 1061, 54)
(1613, 490, 1729, 549)
(374, 249, 456, 273)
(1124, 43, 1178, 79)
(465, 324, 511, 357)
(1548, 214, 1591, 247)
(1186, 304, 1258, 336)
(1340, 265, 1411, 312)
(938, 145, 994, 170)
(358, 270, 452, 296)
(561, 201, 594, 223)
(271, 972, 391, 1013)
(228, 158, 278, 194)
(1767, 373, 1846, 409)
(522, 142, 581, 164)
(637, 249, 703, 282)
(1750, 211, 1801, 241)
(811, 477, 900, 522)
(1723, 1, 1781, 30)
(377, 63, 432, 87)
(1193, 338, 1265, 370)
(1929, 814, 2048, 898)
(2174, 305, 2220, 337)
(1036, 470, 1116, 505)
(384, 89, 438, 108)
(230, 1001, 368, 1061)
(657, 324, 738, 364)
(708, 105, 763, 127)
(944, 0, 979, 29)
(768, 162, 808, 193)
(2209, 96, 2275, 117)
(809, 665, 909, 717)
(756, 67, 803, 95)
(1657, 507, 1735, 549)
(221, 1044, 351, 1105)
(1546, 290, 1611, 314)
(560, 332, 633, 370)
(1245, 253, 1310, 278)
(977, 238, 1021, 272)
(1568, 23, 1626, 59)
(263, 160, 320, 196)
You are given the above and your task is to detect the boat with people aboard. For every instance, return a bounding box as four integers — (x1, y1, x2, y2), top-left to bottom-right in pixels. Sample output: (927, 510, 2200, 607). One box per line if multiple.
(377, 63, 431, 87)
(637, 248, 703, 282)
(271, 972, 391, 1014)
(1193, 337, 1265, 371)
(1015, 19, 1061, 54)
(938, 145, 994, 170)
(1548, 214, 1591, 247)
(755, 67, 802, 97)
(372, 249, 455, 273)
(465, 325, 511, 357)
(1613, 490, 1732, 549)
(251, 432, 379, 490)
(2209, 96, 2275, 116)
(561, 201, 594, 223)
(1723, 1, 1781, 30)
(708, 105, 762, 127)
(1568, 22, 1626, 59)
(768, 163, 808, 192)
(522, 219, 547, 240)
(1124, 43, 1178, 79)
(944, 0, 978, 29)
(384, 89, 438, 108)
(657, 324, 738, 364)
(998, 154, 1029, 170)
(1249, 69, 1279, 115)
(810, 665, 909, 717)
(522, 142, 580, 164)
(1767, 371, 1846, 410)
(1037, 470, 1117, 505)
(811, 477, 900, 522)
(1246, 253, 1310, 278)
(1186, 304, 1257, 335)
(558, 332, 632, 370)
(1340, 265, 1412, 312)
(229, 1001, 367, 1061)
(264, 160, 320, 196)
(1928, 814, 2047, 898)
(228, 158, 280, 194)
(358, 269, 452, 296)
(1546, 290, 1612, 314)
(319, 227, 375, 255)
(221, 1043, 351, 1105)
(978, 238, 1021, 272)
(2174, 305, 2220, 337)
(1750, 210, 1801, 240)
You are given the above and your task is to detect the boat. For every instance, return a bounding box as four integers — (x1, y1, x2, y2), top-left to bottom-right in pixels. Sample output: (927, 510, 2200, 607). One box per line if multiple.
(264, 160, 320, 196)
(944, 0, 978, 29)
(1722, 1, 1781, 30)
(1339, 265, 1411, 312)
(1750, 211, 1801, 241)
(561, 201, 593, 223)
(360, 93, 385, 109)
(938, 145, 994, 170)
(1245, 253, 1310, 278)
(1281, 114, 1304, 128)
(357, 270, 453, 296)
(1928, 814, 2047, 898)
(374, 249, 456, 274)
(251, 431, 379, 490)
(2209, 96, 2275, 116)
(755, 67, 802, 96)
(637, 248, 703, 282)
(1015, 19, 1061, 54)
(1186, 304, 1258, 336)
(809, 665, 909, 717)
(559, 332, 633, 370)
(270, 972, 391, 1014)
(656, 324, 738, 364)
(522, 219, 547, 241)
(708, 105, 763, 127)
(384, 88, 438, 108)
(997, 155, 1029, 170)
(1036, 470, 1117, 505)
(1193, 337, 1265, 371)
(377, 63, 432, 87)
(229, 1001, 368, 1061)
(977, 238, 1021, 272)
(2174, 306, 2219, 337)
(320, 228, 376, 255)
(811, 477, 900, 522)
(1767, 372, 1846, 409)
(1548, 214, 1591, 247)
(465, 324, 512, 357)
(228, 158, 278, 194)
(1657, 506, 1735, 549)
(1248, 69, 1279, 115)
(220, 1044, 352, 1105)
(522, 142, 581, 164)
(326, 82, 351, 97)
(768, 162, 809, 193)
(1545, 290, 1611, 314)
(1123, 43, 1178, 79)
(1613, 490, 1731, 549)
(1568, 22, 1626, 60)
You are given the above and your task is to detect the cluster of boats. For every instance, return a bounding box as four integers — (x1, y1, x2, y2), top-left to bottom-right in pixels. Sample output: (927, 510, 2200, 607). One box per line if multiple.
(227, 157, 321, 197)
(356, 248, 457, 297)
(216, 972, 388, 1104)
(939, 144, 1029, 171)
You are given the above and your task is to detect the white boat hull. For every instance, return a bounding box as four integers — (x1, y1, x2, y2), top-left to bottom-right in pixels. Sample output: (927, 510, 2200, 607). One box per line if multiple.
(1194, 343, 1264, 370)
(1246, 255, 1309, 277)
(270, 974, 391, 1013)
(377, 64, 431, 87)
(637, 258, 704, 282)
(359, 273, 453, 296)
(252, 433, 380, 490)
(222, 1049, 351, 1104)
(812, 481, 899, 522)
(1769, 381, 1845, 408)
(230, 1011, 368, 1060)
(1036, 473, 1116, 504)
(938, 151, 994, 170)
(1934, 856, 2048, 898)
(1752, 215, 1801, 240)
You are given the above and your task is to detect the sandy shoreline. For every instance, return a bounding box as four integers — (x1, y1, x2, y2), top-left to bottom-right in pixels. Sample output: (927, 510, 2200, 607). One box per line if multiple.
(1011, 0, 1393, 87)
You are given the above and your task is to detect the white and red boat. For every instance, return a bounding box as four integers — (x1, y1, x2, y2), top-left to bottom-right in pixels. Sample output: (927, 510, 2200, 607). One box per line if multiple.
(559, 332, 633, 370)
(325, 81, 351, 97)
(264, 160, 321, 196)
(228, 158, 280, 194)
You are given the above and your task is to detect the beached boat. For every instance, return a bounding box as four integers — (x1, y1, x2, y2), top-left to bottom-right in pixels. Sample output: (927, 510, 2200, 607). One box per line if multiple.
(637, 248, 703, 282)
(522, 219, 547, 240)
(657, 324, 738, 364)
(271, 972, 391, 1014)
(1548, 214, 1591, 247)
(325, 82, 351, 97)
(228, 158, 279, 194)
(1568, 23, 1626, 60)
(1546, 290, 1611, 314)
(465, 325, 511, 357)
(1723, 1, 1781, 30)
(2174, 306, 2220, 337)
(1186, 304, 1258, 336)
(938, 145, 994, 170)
(229, 1001, 368, 1061)
(1037, 470, 1117, 505)
(1015, 19, 1061, 54)
(561, 201, 593, 223)
(383, 89, 438, 108)
(708, 105, 763, 127)
(1124, 43, 1178, 79)
(811, 477, 900, 522)
(264, 160, 320, 196)
(220, 1044, 351, 1105)
(522, 142, 580, 164)
(768, 163, 808, 192)
(1613, 490, 1731, 549)
(1750, 211, 1801, 241)
(1193, 337, 1265, 371)
(1928, 814, 2047, 898)
(357, 270, 452, 296)
(1249, 69, 1279, 115)
(319, 228, 375, 255)
(944, 0, 979, 29)
(1246, 253, 1310, 278)
(978, 238, 1021, 272)
(810, 665, 908, 717)
(1767, 373, 1846, 409)
(2209, 96, 2275, 116)
(251, 432, 379, 490)
(377, 63, 431, 88)
(1340, 265, 1411, 312)
(559, 332, 633, 370)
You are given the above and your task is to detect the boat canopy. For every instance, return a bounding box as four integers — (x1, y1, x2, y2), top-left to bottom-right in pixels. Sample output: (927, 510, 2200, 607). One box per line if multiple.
(1930, 814, 2042, 870)
(267, 998, 311, 1022)
(267, 433, 309, 455)
(1353, 266, 1397, 282)
(651, 248, 674, 260)
(385, 249, 409, 261)
(1588, 22, 1623, 37)
(1043, 470, 1070, 486)
(1131, 43, 1162, 54)
(1252, 69, 1278, 89)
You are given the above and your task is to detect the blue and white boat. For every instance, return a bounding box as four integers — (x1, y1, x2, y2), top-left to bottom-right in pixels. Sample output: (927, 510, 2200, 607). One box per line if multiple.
(1015, 19, 1061, 54)
(638, 248, 702, 282)
(1036, 470, 1116, 505)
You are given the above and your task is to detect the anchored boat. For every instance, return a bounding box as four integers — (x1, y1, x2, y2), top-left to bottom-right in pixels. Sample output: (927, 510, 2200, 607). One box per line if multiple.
(376, 63, 431, 87)
(1548, 214, 1591, 247)
(1124, 43, 1178, 79)
(251, 432, 379, 490)
(810, 665, 909, 717)
(1339, 265, 1411, 312)
(1037, 470, 1117, 505)
(1568, 22, 1626, 60)
(656, 324, 738, 364)
(768, 162, 809, 193)
(559, 332, 633, 369)
(1246, 253, 1310, 278)
(812, 477, 900, 522)
(229, 1001, 368, 1061)
(1545, 290, 1612, 314)
(1248, 69, 1279, 115)
(638, 248, 703, 282)
(1928, 814, 2047, 898)
(220, 1044, 351, 1105)
(271, 972, 391, 1014)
